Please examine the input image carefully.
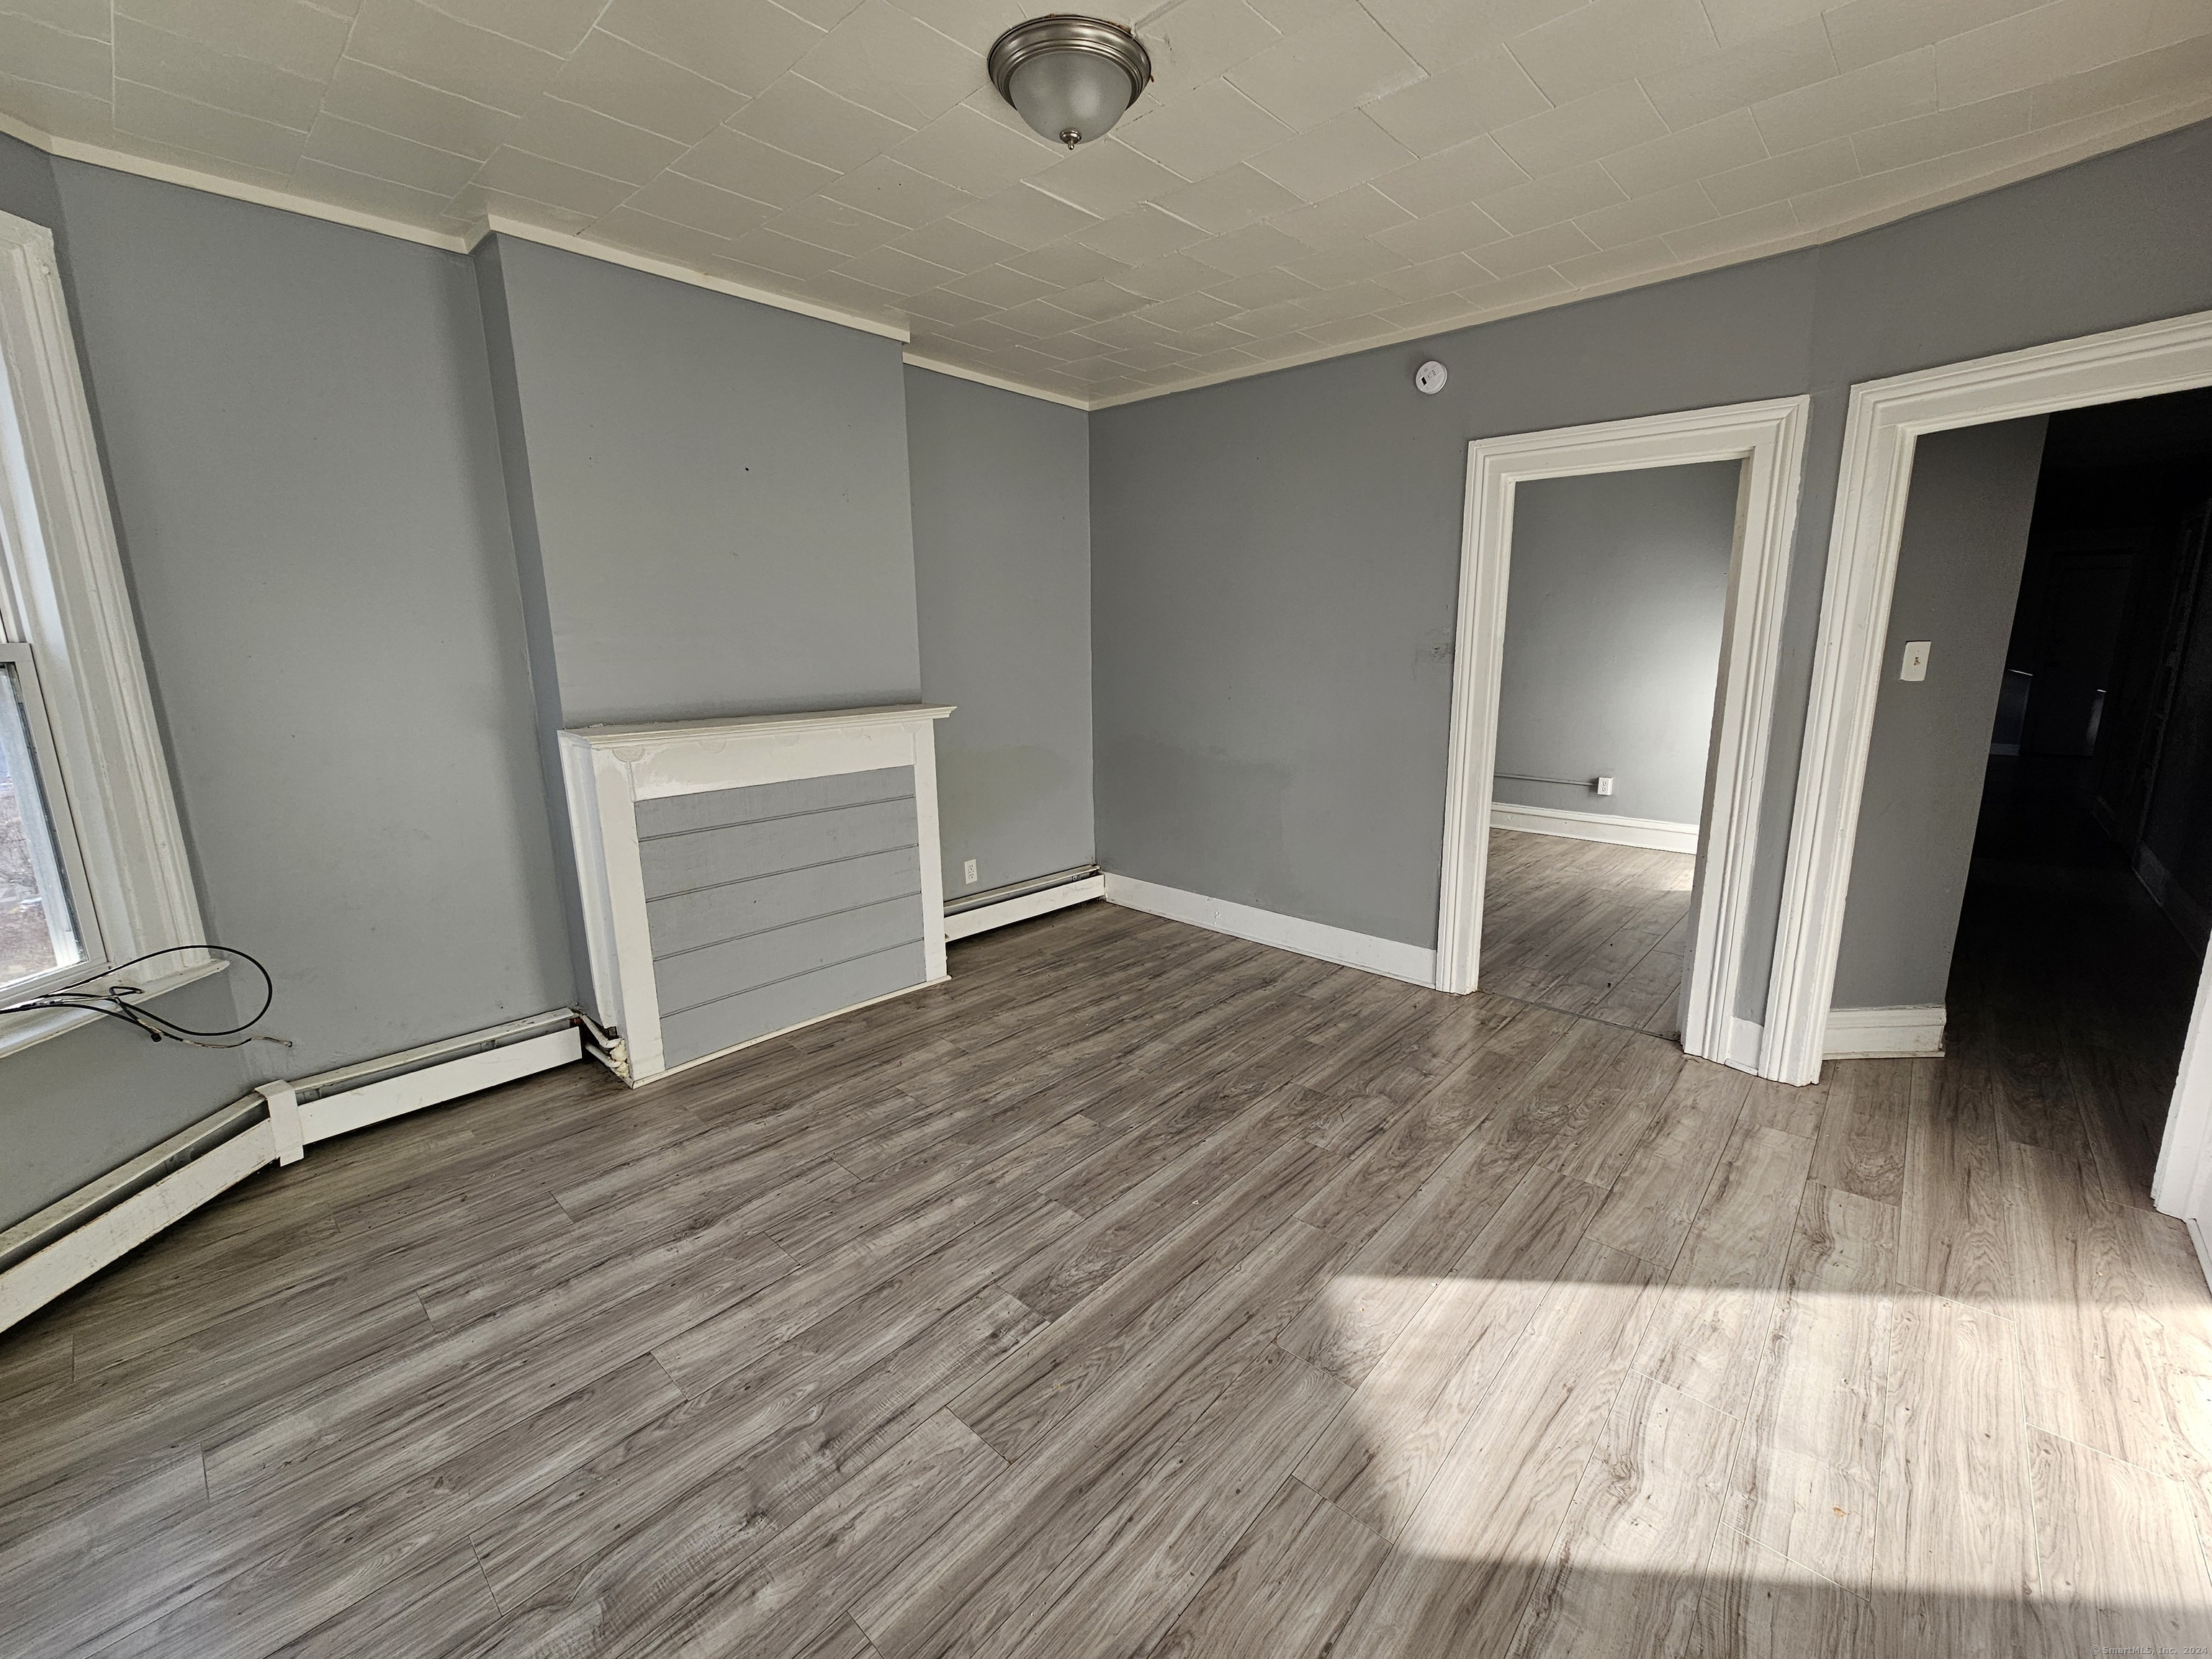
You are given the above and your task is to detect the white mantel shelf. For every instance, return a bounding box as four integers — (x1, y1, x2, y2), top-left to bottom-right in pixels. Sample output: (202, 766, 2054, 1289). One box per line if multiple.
(559, 703, 954, 1085)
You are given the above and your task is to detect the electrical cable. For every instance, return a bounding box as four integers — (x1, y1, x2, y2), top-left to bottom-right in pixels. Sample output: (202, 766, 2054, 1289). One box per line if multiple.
(0, 944, 291, 1049)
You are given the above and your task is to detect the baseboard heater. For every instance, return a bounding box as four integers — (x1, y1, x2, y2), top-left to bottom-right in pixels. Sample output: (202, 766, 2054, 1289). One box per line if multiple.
(0, 1010, 581, 1334)
(943, 864, 1105, 940)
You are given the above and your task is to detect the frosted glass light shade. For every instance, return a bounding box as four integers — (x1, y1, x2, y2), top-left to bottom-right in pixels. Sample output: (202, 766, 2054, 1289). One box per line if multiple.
(988, 17, 1151, 149)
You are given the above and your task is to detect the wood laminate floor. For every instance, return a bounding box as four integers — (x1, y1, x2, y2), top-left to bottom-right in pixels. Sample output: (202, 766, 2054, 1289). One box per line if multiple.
(4, 897, 2211, 1656)
(1479, 828, 1694, 1041)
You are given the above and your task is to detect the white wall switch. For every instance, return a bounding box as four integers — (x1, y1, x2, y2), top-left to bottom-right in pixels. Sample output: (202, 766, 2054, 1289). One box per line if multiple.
(1900, 640, 1931, 682)
(963, 858, 978, 884)
(1595, 775, 1614, 796)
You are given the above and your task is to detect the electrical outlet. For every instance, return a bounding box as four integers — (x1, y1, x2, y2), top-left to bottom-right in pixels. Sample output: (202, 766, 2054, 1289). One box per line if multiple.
(963, 858, 978, 885)
(1900, 640, 1931, 682)
(1596, 775, 1614, 796)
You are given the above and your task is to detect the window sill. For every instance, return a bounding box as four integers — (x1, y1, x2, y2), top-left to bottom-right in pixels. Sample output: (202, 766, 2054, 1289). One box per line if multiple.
(0, 956, 230, 1064)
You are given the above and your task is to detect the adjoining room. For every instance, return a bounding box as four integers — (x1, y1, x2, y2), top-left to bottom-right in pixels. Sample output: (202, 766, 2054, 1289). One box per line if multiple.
(4, 7, 2212, 1655)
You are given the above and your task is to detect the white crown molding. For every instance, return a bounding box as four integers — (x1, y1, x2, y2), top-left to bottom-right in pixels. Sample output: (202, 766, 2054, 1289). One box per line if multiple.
(902, 351, 1088, 409)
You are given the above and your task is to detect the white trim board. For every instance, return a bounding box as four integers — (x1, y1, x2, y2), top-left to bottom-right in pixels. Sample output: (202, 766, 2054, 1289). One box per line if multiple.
(1490, 804, 1699, 855)
(2134, 844, 2212, 954)
(1434, 395, 1810, 1082)
(1768, 308, 2212, 1109)
(0, 1013, 580, 1333)
(944, 874, 1105, 941)
(1823, 1004, 1946, 1059)
(1103, 873, 1436, 987)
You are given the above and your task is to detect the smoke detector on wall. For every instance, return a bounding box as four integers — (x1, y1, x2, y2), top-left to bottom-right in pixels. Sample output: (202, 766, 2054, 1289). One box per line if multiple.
(1415, 361, 1449, 395)
(989, 16, 1154, 148)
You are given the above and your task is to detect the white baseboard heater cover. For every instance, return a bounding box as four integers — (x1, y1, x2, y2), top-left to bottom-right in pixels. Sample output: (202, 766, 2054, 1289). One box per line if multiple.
(559, 705, 955, 1085)
(0, 1011, 580, 1334)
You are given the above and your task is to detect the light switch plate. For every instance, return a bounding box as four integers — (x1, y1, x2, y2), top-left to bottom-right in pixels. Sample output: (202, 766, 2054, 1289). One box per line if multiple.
(1900, 640, 1931, 682)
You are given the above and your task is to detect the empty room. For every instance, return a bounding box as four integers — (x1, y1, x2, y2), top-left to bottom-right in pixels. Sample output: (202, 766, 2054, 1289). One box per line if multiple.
(3, 3, 2212, 1655)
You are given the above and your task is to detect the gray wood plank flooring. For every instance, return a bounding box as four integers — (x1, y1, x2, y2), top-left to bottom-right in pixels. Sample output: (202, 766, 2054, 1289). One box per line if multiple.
(2, 896, 2209, 1655)
(1479, 828, 1694, 1040)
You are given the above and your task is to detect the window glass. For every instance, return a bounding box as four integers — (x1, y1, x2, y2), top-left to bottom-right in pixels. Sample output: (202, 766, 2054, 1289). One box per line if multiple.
(0, 656, 85, 993)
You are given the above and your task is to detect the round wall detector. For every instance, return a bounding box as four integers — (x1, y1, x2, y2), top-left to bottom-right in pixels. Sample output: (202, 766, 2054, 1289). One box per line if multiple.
(1415, 360, 1448, 395)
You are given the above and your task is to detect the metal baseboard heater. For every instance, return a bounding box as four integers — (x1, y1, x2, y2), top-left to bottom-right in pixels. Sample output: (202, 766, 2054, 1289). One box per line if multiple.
(0, 1010, 582, 1334)
(943, 864, 1105, 941)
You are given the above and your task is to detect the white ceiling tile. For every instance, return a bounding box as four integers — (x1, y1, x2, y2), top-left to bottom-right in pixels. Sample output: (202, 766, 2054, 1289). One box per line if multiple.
(1224, 6, 1426, 129)
(1555, 233, 1680, 288)
(1506, 0, 1716, 104)
(1154, 163, 1303, 232)
(1820, 0, 2044, 76)
(117, 0, 350, 81)
(593, 0, 822, 98)
(1750, 48, 1937, 155)
(1853, 89, 2035, 174)
(724, 222, 851, 277)
(1188, 220, 1309, 274)
(114, 16, 324, 130)
(7, 0, 107, 43)
(1372, 199, 1511, 261)
(1491, 84, 1668, 176)
(343, 0, 565, 119)
(1030, 141, 1190, 218)
(994, 295, 1089, 336)
(1478, 160, 1624, 233)
(1571, 178, 1715, 248)
(2031, 33, 2212, 127)
(1247, 109, 1415, 201)
(1699, 0, 1827, 50)
(1662, 198, 1798, 262)
(808, 269, 907, 310)
(1075, 310, 1179, 348)
(1115, 251, 1233, 297)
(1049, 278, 1150, 319)
(1281, 236, 1403, 282)
(727, 75, 916, 172)
(768, 191, 906, 255)
(585, 204, 749, 267)
(1115, 77, 1293, 176)
(899, 285, 998, 325)
(888, 102, 1059, 195)
(502, 97, 688, 186)
(817, 153, 974, 225)
(475, 146, 636, 217)
(423, 0, 603, 58)
(1637, 19, 1836, 129)
(1936, 0, 2162, 108)
(117, 125, 297, 186)
(1073, 202, 1210, 262)
(1266, 180, 1411, 245)
(943, 261, 1056, 305)
(616, 171, 777, 236)
(300, 111, 482, 195)
(1300, 314, 1392, 346)
(1376, 289, 1480, 331)
(1205, 266, 1317, 307)
(320, 57, 514, 160)
(550, 31, 749, 145)
(0, 11, 118, 99)
(1142, 0, 1283, 90)
(1359, 49, 1552, 156)
(884, 214, 1017, 272)
(1472, 220, 1598, 277)
(794, 0, 984, 130)
(0, 72, 109, 140)
(290, 156, 454, 221)
(951, 180, 1099, 246)
(114, 76, 308, 173)
(1373, 251, 1486, 300)
(776, 0, 866, 30)
(1372, 135, 1527, 215)
(1357, 0, 1582, 74)
(1220, 295, 1311, 332)
(1601, 108, 1768, 197)
(1136, 287, 1241, 328)
(1699, 135, 1858, 215)
(1004, 240, 1129, 283)
(671, 126, 837, 208)
(1460, 264, 1574, 312)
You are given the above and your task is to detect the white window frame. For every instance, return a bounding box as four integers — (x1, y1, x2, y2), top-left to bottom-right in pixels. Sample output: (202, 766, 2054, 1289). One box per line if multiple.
(0, 206, 207, 1056)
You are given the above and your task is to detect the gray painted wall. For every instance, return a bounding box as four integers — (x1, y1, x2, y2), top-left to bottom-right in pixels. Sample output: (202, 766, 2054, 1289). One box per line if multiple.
(1496, 463, 1738, 827)
(0, 162, 575, 1228)
(1093, 118, 2212, 1017)
(477, 235, 920, 729)
(905, 365, 1094, 900)
(1832, 418, 2048, 1010)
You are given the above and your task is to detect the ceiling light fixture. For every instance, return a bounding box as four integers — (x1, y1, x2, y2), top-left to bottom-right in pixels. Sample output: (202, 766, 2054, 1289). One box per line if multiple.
(988, 15, 1153, 149)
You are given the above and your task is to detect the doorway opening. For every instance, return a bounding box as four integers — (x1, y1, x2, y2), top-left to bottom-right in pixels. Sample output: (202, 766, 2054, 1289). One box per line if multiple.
(1475, 462, 1737, 1043)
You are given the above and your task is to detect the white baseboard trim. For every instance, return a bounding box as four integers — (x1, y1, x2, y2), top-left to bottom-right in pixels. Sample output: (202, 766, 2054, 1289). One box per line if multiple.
(1490, 803, 1700, 855)
(1102, 873, 1437, 987)
(944, 873, 1105, 941)
(0, 1013, 581, 1334)
(1726, 1017, 1766, 1072)
(2188, 1216, 2212, 1296)
(1824, 1003, 1946, 1059)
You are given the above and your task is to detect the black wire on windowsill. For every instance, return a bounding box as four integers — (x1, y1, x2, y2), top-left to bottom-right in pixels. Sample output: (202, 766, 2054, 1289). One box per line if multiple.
(0, 945, 290, 1049)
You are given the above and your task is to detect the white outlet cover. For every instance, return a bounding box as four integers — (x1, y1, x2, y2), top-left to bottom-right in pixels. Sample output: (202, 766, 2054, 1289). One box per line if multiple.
(1415, 360, 1447, 395)
(1900, 641, 1931, 682)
